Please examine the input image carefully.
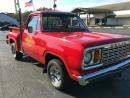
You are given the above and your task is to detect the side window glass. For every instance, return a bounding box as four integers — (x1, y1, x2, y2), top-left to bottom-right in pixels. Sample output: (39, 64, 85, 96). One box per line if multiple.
(27, 16, 39, 33)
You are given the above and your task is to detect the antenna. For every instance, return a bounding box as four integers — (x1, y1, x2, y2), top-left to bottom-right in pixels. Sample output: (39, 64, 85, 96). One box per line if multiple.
(53, 0, 57, 10)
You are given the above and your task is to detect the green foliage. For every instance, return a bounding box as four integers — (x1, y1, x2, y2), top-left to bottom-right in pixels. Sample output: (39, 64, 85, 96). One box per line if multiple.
(15, 7, 52, 25)
(14, 11, 32, 25)
(37, 7, 52, 11)
(22, 11, 32, 22)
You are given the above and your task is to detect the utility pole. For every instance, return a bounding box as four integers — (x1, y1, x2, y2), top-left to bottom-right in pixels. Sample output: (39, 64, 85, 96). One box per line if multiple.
(53, 0, 57, 10)
(14, 0, 23, 51)
(14, 0, 17, 14)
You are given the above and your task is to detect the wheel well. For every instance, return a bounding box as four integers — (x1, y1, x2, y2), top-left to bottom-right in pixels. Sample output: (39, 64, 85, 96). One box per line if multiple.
(45, 53, 62, 65)
(9, 39, 14, 44)
(45, 53, 68, 71)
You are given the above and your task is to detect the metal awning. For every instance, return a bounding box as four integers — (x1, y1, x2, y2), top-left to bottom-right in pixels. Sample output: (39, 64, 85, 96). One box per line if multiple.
(72, 8, 113, 14)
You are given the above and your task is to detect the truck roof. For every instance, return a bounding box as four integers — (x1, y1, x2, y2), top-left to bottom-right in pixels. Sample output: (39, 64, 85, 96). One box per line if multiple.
(31, 11, 77, 16)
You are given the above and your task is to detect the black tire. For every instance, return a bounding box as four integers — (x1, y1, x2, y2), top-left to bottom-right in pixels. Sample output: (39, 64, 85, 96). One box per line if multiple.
(11, 43, 23, 60)
(47, 59, 69, 90)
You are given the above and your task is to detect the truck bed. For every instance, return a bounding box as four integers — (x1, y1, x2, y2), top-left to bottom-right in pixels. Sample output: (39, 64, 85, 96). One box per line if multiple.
(9, 27, 20, 33)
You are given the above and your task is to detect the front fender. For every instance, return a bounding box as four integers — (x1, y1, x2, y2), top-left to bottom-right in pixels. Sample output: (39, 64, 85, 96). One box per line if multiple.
(44, 40, 84, 81)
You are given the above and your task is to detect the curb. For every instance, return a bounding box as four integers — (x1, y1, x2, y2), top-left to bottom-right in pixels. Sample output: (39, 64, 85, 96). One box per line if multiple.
(88, 26, 130, 29)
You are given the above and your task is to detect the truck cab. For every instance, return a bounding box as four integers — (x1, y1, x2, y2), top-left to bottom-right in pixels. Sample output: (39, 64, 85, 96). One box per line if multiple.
(7, 11, 130, 90)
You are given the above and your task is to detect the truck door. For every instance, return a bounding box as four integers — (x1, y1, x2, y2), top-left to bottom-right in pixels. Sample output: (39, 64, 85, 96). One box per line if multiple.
(22, 15, 41, 59)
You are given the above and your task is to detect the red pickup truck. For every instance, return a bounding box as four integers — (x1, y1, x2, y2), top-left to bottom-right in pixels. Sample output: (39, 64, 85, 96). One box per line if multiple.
(6, 11, 130, 90)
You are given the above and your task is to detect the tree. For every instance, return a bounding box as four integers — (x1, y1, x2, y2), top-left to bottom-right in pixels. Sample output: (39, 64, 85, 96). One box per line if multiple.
(22, 11, 32, 23)
(37, 7, 53, 11)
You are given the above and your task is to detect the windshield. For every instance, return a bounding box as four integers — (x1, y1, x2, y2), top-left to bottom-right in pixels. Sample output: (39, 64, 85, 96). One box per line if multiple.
(42, 13, 89, 32)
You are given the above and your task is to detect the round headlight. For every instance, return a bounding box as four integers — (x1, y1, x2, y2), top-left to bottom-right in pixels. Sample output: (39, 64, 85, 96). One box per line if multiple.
(84, 51, 92, 64)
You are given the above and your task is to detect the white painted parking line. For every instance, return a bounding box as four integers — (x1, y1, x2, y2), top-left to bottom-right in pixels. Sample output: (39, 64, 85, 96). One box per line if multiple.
(103, 27, 112, 28)
(88, 27, 92, 28)
(94, 27, 101, 28)
(114, 27, 124, 29)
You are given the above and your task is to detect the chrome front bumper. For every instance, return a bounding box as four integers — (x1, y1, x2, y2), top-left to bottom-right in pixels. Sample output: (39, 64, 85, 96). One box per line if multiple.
(78, 58, 130, 86)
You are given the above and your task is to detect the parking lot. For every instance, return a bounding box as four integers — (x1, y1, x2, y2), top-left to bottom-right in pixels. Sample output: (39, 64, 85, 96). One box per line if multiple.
(0, 28, 130, 98)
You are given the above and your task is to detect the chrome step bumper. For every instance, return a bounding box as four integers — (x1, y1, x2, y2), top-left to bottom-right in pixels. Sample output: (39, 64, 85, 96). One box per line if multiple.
(78, 58, 130, 86)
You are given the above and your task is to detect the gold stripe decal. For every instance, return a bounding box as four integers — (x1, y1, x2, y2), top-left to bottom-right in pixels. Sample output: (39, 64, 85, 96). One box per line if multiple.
(25, 35, 35, 46)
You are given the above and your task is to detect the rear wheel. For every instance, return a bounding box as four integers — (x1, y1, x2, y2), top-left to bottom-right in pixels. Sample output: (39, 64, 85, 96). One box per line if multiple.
(11, 43, 23, 60)
(47, 59, 69, 90)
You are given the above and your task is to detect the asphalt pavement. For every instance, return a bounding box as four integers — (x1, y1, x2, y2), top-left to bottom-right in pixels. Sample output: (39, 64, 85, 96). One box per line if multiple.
(0, 29, 130, 98)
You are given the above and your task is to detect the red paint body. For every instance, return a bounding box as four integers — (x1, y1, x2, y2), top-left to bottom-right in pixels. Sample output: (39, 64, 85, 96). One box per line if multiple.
(6, 11, 130, 82)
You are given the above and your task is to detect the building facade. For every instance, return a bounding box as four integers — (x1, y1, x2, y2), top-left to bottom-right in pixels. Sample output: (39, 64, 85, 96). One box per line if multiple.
(72, 1, 130, 26)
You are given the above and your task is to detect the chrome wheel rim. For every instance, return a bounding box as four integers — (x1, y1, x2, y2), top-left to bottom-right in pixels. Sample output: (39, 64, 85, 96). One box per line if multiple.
(49, 64, 62, 87)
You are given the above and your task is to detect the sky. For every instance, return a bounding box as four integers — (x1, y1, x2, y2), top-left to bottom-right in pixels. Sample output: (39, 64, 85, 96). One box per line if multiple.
(0, 0, 130, 14)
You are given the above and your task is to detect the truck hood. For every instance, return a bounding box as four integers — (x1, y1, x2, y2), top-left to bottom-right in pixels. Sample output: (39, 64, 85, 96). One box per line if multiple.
(46, 32, 130, 47)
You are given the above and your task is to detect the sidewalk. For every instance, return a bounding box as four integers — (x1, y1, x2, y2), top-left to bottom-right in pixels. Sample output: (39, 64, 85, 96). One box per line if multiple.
(88, 26, 130, 29)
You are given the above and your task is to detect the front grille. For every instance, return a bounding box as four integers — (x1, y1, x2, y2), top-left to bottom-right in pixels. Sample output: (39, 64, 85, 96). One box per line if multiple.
(102, 42, 128, 65)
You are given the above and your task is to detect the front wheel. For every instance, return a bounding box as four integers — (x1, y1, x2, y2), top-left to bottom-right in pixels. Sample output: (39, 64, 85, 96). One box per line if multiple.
(47, 59, 69, 90)
(11, 43, 23, 60)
